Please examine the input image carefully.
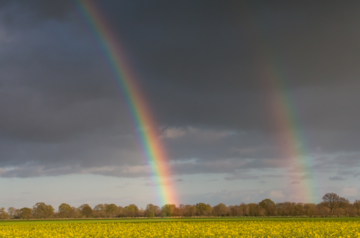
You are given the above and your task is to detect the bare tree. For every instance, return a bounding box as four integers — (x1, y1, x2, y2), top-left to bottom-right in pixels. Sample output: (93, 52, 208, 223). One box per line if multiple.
(346, 204, 357, 217)
(93, 204, 106, 218)
(183, 205, 196, 217)
(338, 197, 349, 209)
(7, 207, 16, 219)
(117, 206, 125, 217)
(78, 204, 93, 218)
(145, 204, 160, 217)
(317, 204, 331, 217)
(354, 200, 360, 216)
(0, 207, 9, 219)
(322, 193, 340, 214)
(228, 205, 241, 216)
(239, 203, 249, 216)
(213, 203, 228, 216)
(69, 207, 79, 218)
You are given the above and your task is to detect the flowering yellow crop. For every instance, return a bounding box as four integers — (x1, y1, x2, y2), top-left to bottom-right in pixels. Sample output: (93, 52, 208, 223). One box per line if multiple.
(0, 220, 360, 237)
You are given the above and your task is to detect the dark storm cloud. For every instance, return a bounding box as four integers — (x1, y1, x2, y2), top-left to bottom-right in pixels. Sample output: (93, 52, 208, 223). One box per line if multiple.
(0, 7, 129, 142)
(1, 0, 360, 178)
(0, 0, 72, 22)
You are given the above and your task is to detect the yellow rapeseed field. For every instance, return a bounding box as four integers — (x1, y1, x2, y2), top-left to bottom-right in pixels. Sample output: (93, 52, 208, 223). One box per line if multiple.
(0, 220, 360, 237)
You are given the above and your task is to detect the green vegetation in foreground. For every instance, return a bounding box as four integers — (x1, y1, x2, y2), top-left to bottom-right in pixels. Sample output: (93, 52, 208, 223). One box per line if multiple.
(1, 216, 360, 225)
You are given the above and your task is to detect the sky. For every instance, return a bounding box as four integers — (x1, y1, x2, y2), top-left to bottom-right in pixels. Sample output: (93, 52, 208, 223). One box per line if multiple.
(1, 0, 360, 209)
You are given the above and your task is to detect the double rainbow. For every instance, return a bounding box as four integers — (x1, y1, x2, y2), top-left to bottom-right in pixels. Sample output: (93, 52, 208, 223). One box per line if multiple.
(75, 1, 317, 205)
(75, 0, 177, 206)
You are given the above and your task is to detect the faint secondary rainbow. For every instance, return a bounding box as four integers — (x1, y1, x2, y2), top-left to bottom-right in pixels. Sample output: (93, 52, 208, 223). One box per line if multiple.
(75, 0, 177, 206)
(260, 57, 317, 203)
(243, 4, 318, 203)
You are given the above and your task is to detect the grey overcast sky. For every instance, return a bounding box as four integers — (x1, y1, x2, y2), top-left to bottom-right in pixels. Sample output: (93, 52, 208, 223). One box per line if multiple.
(0, 0, 360, 209)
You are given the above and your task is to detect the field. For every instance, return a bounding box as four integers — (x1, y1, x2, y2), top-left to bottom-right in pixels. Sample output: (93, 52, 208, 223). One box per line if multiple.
(0, 217, 360, 237)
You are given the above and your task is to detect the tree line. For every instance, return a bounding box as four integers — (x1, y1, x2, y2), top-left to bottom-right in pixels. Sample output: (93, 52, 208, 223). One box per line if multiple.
(1, 193, 360, 219)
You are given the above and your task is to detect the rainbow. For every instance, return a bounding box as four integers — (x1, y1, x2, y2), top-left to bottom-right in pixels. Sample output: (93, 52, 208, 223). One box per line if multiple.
(247, 11, 318, 203)
(262, 63, 317, 203)
(75, 0, 178, 206)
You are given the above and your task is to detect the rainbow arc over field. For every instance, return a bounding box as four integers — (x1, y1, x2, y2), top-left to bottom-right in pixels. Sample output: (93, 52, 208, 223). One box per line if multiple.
(75, 0, 177, 205)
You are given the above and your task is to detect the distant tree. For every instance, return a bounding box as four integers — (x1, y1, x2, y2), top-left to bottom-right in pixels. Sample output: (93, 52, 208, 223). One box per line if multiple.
(354, 200, 360, 216)
(248, 203, 263, 216)
(93, 204, 106, 218)
(259, 199, 275, 209)
(138, 207, 145, 217)
(294, 203, 304, 216)
(195, 203, 212, 216)
(276, 203, 285, 216)
(145, 204, 160, 217)
(14, 209, 21, 219)
(304, 203, 318, 217)
(278, 202, 296, 216)
(93, 203, 106, 212)
(69, 207, 79, 218)
(161, 204, 177, 217)
(58, 203, 72, 218)
(19, 207, 32, 219)
(79, 204, 93, 218)
(338, 197, 349, 209)
(7, 207, 16, 219)
(322, 193, 340, 214)
(354, 200, 360, 209)
(346, 204, 357, 217)
(117, 206, 125, 217)
(333, 207, 345, 217)
(183, 205, 196, 217)
(213, 203, 228, 216)
(239, 203, 249, 216)
(148, 211, 155, 217)
(0, 207, 9, 219)
(317, 203, 331, 217)
(33, 202, 54, 219)
(124, 204, 138, 217)
(259, 199, 276, 216)
(289, 202, 298, 216)
(94, 204, 105, 211)
(105, 204, 118, 217)
(228, 205, 241, 216)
